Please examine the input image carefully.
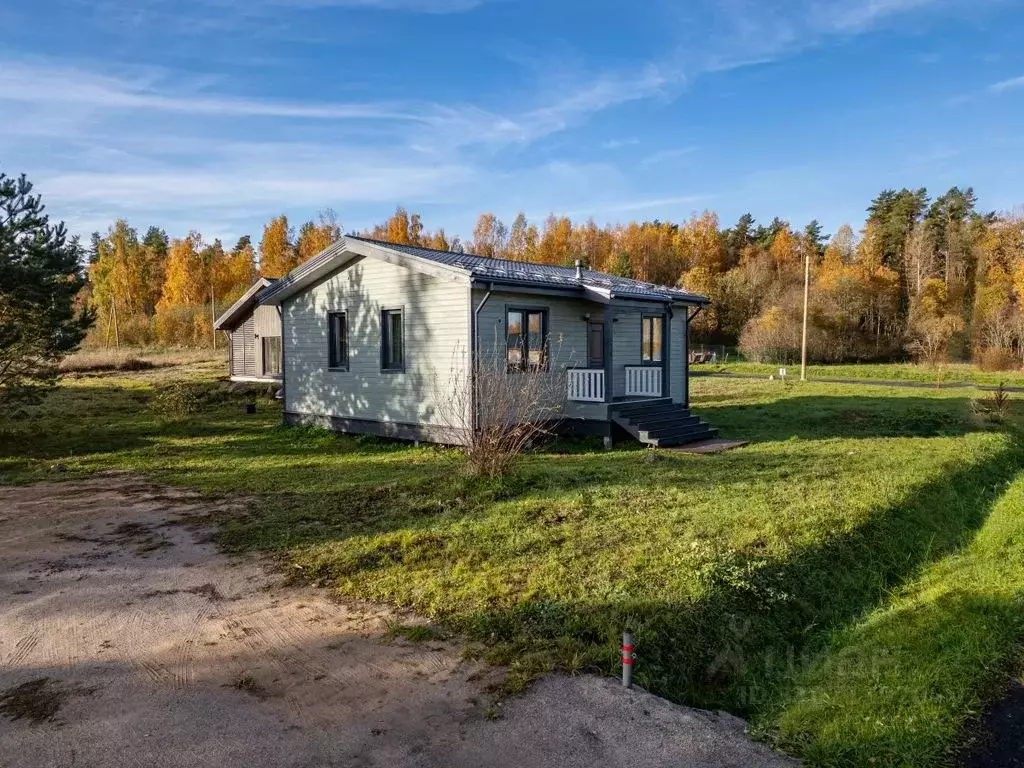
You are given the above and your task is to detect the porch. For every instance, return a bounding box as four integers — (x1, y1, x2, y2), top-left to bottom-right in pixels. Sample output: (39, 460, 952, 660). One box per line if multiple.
(561, 305, 717, 447)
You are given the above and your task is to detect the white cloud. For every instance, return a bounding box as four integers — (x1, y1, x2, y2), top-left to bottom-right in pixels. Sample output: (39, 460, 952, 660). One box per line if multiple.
(641, 147, 699, 168)
(268, 0, 486, 10)
(601, 138, 640, 150)
(0, 62, 426, 122)
(989, 75, 1024, 93)
(584, 195, 711, 216)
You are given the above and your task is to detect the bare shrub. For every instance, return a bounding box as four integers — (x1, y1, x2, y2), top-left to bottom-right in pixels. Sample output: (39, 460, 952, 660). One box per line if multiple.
(436, 342, 569, 477)
(907, 313, 963, 369)
(977, 347, 1018, 372)
(738, 306, 801, 364)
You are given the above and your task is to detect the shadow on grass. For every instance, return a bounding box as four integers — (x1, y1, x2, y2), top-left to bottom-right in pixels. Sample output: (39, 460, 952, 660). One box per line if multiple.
(694, 393, 977, 442)
(210, 427, 1023, 748)
(444, 437, 1024, 721)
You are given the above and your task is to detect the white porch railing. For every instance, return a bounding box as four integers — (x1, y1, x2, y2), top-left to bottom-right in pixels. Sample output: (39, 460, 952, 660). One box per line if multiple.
(625, 366, 663, 397)
(567, 368, 606, 403)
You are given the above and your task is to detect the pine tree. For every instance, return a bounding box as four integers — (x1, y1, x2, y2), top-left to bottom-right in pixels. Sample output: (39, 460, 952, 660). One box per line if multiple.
(0, 172, 92, 405)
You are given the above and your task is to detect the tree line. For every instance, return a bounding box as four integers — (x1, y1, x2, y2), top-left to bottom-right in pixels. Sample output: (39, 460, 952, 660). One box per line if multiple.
(83, 189, 1024, 368)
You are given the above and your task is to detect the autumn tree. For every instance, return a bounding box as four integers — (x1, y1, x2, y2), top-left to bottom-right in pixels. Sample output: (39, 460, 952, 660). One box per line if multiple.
(215, 236, 258, 302)
(297, 210, 341, 264)
(537, 215, 574, 265)
(471, 213, 509, 258)
(507, 212, 536, 261)
(154, 232, 209, 346)
(259, 215, 296, 278)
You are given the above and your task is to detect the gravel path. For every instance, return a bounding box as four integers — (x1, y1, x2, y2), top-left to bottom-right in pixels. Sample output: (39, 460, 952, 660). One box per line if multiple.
(0, 475, 796, 768)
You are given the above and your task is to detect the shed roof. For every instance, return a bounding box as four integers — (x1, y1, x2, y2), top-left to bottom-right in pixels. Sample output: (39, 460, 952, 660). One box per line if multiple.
(213, 277, 277, 331)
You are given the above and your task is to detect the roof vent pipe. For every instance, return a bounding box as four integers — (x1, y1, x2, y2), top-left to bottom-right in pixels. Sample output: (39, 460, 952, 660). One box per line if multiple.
(575, 259, 583, 279)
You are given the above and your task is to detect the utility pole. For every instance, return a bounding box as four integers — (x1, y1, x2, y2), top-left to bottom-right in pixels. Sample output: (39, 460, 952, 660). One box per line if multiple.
(111, 297, 120, 350)
(800, 248, 809, 382)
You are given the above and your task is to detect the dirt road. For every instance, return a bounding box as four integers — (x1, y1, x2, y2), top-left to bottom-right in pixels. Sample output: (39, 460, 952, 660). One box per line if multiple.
(0, 475, 795, 767)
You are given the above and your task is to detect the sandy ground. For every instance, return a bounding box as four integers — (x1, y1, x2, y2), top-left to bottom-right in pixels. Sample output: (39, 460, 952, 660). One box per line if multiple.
(0, 475, 796, 768)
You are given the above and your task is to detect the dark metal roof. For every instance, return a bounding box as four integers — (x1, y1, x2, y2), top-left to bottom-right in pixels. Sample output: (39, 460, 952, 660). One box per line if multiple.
(344, 235, 709, 304)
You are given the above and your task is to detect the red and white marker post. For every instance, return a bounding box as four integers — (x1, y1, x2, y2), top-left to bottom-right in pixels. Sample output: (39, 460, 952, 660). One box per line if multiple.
(622, 630, 635, 688)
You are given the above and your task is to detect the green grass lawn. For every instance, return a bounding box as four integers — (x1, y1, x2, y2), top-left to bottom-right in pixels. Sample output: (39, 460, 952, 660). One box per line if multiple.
(700, 360, 1024, 387)
(2, 366, 1023, 767)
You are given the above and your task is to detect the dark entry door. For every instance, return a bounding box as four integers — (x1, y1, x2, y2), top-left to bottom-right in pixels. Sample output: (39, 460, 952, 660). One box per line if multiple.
(588, 322, 604, 367)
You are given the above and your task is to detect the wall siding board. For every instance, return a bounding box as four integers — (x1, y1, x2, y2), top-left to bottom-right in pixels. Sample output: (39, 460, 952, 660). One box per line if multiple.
(284, 257, 471, 430)
(241, 317, 256, 377)
(230, 330, 245, 376)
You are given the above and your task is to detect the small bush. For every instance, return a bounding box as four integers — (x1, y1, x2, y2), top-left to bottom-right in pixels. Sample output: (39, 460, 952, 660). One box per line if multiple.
(973, 382, 1013, 424)
(977, 348, 1018, 372)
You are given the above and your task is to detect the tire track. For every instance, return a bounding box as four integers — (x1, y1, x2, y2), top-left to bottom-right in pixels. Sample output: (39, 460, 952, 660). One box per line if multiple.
(4, 630, 41, 669)
(172, 604, 208, 689)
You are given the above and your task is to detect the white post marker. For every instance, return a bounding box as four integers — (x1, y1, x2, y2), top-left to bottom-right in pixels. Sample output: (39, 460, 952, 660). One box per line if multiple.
(622, 630, 635, 688)
(779, 367, 787, 381)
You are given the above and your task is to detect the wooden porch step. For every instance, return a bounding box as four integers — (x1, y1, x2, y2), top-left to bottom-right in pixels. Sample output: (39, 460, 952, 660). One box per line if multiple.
(640, 422, 709, 440)
(654, 426, 719, 448)
(610, 398, 720, 449)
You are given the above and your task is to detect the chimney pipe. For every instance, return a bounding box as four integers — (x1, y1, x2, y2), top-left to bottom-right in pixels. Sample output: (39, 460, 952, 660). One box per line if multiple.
(575, 259, 583, 279)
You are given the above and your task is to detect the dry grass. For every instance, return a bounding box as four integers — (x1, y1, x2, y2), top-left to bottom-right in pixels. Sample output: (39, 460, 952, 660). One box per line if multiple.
(61, 347, 227, 374)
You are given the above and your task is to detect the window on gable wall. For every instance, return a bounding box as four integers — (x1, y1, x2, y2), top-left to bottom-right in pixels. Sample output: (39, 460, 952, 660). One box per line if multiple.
(328, 312, 348, 369)
(506, 308, 548, 372)
(381, 308, 405, 372)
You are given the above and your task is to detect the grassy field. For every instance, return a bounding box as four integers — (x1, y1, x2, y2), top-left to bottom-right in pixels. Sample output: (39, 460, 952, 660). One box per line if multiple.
(699, 360, 1024, 388)
(2, 365, 1023, 766)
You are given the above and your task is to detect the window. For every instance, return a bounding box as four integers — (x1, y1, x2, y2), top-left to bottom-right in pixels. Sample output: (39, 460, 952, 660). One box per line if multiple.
(328, 312, 348, 370)
(381, 308, 404, 372)
(588, 322, 604, 367)
(641, 315, 663, 363)
(262, 336, 282, 377)
(507, 308, 548, 371)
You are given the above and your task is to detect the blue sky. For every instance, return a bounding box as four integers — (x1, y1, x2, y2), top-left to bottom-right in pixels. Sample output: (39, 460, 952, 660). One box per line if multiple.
(2, 0, 1022, 245)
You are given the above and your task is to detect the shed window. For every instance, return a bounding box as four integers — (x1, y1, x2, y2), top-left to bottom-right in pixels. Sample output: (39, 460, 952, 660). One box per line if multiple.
(328, 312, 348, 370)
(381, 309, 404, 372)
(641, 316, 663, 363)
(507, 308, 548, 371)
(262, 336, 282, 377)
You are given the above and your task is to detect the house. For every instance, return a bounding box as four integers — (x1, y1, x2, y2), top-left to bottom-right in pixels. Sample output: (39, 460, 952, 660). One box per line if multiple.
(213, 277, 283, 383)
(258, 235, 717, 448)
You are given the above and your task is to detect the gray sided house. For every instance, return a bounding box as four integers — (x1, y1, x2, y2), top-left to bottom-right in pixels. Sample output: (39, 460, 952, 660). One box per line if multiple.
(213, 278, 284, 382)
(259, 236, 716, 448)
